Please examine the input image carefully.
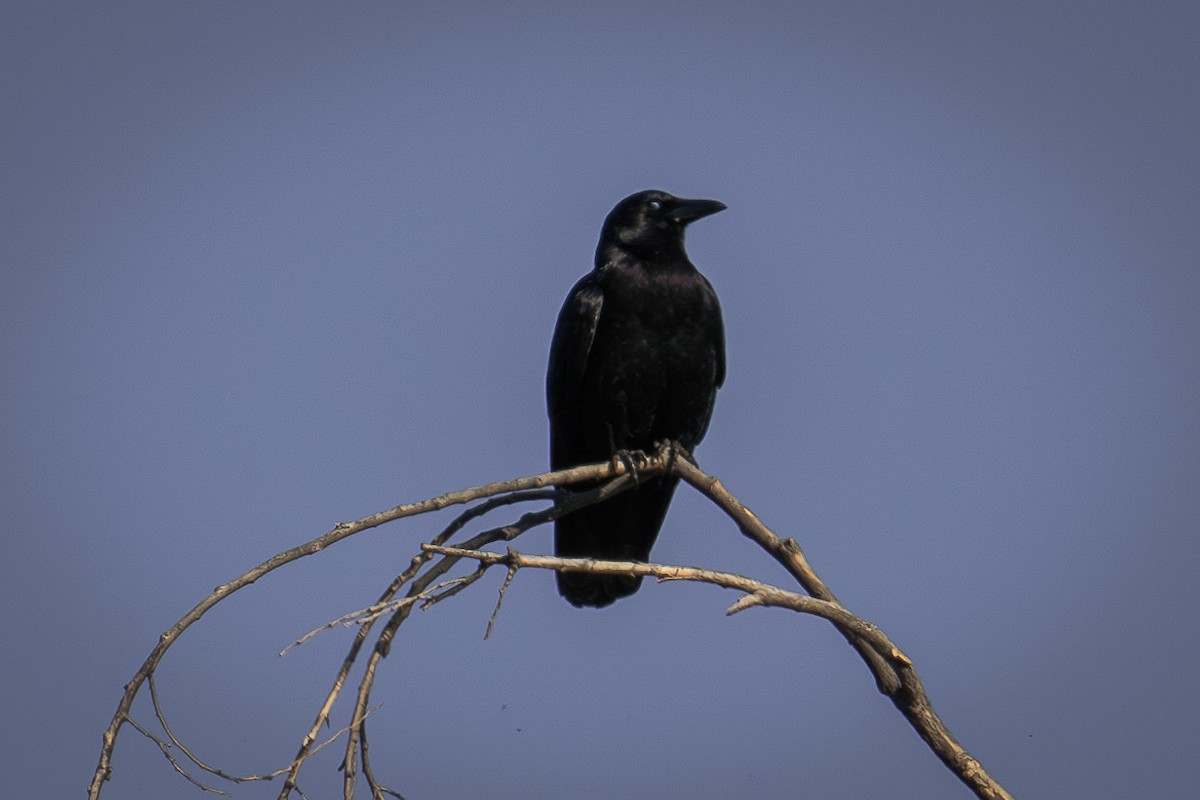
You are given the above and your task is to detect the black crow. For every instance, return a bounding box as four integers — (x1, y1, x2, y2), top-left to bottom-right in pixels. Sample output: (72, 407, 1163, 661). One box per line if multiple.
(547, 189, 726, 607)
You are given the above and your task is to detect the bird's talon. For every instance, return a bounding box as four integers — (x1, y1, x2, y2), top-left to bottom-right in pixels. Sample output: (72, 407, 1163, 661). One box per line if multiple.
(613, 448, 650, 484)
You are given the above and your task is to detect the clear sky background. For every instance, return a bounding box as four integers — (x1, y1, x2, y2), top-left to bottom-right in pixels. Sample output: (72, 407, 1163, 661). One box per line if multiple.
(4, 2, 1198, 798)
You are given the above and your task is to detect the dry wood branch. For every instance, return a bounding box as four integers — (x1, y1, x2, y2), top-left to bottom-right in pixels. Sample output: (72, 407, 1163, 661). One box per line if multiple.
(340, 470, 642, 800)
(135, 674, 377, 793)
(278, 487, 557, 799)
(423, 544, 907, 655)
(124, 715, 229, 796)
(421, 541, 1011, 800)
(667, 457, 1012, 800)
(90, 445, 1012, 800)
(671, 457, 901, 694)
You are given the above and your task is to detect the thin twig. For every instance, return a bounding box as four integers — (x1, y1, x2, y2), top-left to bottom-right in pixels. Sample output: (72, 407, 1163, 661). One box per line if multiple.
(90, 471, 609, 800)
(485, 563, 519, 640)
(125, 716, 230, 795)
(277, 489, 554, 797)
(341, 471, 643, 799)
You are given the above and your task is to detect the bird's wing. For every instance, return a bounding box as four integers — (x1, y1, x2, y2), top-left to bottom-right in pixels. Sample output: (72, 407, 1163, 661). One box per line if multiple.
(546, 275, 604, 426)
(705, 275, 726, 389)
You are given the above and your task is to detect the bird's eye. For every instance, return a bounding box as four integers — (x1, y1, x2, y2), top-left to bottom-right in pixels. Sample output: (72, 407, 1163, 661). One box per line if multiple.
(646, 199, 662, 211)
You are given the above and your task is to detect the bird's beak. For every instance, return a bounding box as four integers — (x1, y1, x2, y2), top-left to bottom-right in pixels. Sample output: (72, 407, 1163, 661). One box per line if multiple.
(671, 197, 727, 224)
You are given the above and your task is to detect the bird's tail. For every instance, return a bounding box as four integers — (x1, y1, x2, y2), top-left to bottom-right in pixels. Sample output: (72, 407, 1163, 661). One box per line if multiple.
(554, 476, 678, 608)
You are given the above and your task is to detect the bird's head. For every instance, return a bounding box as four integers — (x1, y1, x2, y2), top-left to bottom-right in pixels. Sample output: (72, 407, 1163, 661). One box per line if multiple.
(598, 189, 726, 262)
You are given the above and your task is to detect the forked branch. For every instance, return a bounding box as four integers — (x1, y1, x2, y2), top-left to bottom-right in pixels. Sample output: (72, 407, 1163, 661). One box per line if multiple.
(88, 444, 1013, 800)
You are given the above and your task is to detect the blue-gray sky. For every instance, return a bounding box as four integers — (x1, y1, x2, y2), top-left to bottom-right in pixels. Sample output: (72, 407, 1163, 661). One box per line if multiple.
(4, 2, 1198, 798)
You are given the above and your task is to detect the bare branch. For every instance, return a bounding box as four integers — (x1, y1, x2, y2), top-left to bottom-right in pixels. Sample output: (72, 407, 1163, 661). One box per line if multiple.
(670, 457, 900, 693)
(89, 465, 626, 800)
(485, 563, 519, 640)
(421, 545, 905, 657)
(125, 716, 230, 796)
(339, 468, 646, 799)
(91, 446, 1013, 800)
(666, 457, 1012, 800)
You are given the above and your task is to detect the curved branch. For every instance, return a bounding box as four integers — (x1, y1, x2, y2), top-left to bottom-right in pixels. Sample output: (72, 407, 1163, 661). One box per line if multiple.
(89, 460, 632, 800)
(423, 542, 1012, 800)
(666, 456, 1011, 800)
(90, 447, 1013, 800)
(670, 457, 900, 693)
(423, 544, 899, 644)
(341, 472, 642, 800)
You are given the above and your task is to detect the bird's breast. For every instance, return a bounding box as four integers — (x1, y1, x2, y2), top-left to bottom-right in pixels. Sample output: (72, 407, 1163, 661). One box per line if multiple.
(587, 269, 721, 448)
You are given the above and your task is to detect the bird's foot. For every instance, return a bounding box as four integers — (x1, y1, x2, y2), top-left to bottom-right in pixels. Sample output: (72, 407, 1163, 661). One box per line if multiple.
(654, 439, 696, 472)
(612, 448, 653, 484)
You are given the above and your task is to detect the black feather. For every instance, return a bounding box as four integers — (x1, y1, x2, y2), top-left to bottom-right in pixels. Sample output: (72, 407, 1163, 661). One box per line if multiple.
(547, 190, 726, 607)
